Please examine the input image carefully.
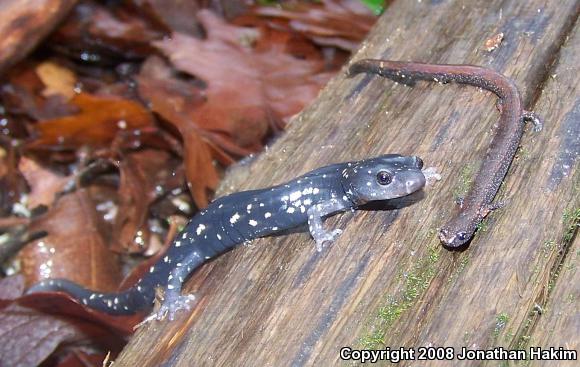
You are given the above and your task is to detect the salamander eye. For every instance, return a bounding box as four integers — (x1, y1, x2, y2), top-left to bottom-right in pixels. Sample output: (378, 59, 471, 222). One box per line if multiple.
(415, 157, 424, 169)
(456, 232, 467, 241)
(376, 171, 393, 185)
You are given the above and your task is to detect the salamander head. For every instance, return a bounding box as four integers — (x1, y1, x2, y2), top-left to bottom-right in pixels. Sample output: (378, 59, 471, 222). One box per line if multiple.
(342, 154, 426, 205)
(438, 214, 478, 248)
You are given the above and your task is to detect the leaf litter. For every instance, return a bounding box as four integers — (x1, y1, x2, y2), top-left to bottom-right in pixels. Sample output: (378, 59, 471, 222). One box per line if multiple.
(0, 1, 377, 365)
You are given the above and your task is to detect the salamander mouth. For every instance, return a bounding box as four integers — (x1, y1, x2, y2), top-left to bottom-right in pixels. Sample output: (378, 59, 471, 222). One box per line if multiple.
(438, 228, 469, 248)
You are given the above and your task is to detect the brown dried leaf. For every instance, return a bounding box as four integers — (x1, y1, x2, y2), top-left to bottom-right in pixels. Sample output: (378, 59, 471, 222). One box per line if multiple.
(0, 0, 78, 75)
(127, 0, 203, 36)
(20, 190, 122, 291)
(0, 62, 75, 121)
(26, 92, 155, 150)
(154, 10, 331, 131)
(113, 149, 184, 252)
(50, 1, 164, 61)
(19, 157, 69, 208)
(250, 0, 375, 51)
(137, 59, 231, 208)
(35, 61, 77, 99)
(0, 276, 125, 367)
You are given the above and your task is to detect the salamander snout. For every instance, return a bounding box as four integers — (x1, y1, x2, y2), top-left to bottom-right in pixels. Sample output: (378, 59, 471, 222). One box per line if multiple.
(405, 174, 425, 194)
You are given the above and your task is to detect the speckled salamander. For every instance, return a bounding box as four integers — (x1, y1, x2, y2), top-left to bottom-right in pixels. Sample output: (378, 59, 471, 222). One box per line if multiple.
(28, 154, 426, 320)
(348, 59, 541, 248)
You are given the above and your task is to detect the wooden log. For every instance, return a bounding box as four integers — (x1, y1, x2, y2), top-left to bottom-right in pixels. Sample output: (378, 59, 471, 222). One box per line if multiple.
(525, 23, 580, 367)
(114, 0, 579, 365)
(0, 0, 78, 77)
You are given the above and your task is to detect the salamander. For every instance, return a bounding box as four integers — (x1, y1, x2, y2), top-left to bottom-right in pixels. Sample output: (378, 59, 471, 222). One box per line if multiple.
(27, 154, 427, 321)
(348, 59, 542, 248)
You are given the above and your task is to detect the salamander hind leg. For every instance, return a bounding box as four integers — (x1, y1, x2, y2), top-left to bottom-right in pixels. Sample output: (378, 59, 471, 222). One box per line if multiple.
(307, 201, 347, 252)
(522, 110, 543, 132)
(143, 251, 202, 323)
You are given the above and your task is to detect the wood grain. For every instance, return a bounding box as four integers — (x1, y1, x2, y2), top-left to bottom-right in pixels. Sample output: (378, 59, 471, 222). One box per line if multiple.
(115, 0, 579, 366)
(525, 22, 580, 367)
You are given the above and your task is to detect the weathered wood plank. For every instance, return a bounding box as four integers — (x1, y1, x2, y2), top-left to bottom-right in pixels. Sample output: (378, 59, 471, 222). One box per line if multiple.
(0, 0, 78, 77)
(524, 23, 580, 367)
(115, 0, 579, 366)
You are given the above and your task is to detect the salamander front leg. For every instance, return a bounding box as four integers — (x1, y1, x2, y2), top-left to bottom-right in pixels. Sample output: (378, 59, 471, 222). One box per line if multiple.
(143, 252, 201, 322)
(307, 201, 347, 252)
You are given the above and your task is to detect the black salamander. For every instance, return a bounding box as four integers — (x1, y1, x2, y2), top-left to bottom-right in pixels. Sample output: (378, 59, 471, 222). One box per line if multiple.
(28, 154, 427, 321)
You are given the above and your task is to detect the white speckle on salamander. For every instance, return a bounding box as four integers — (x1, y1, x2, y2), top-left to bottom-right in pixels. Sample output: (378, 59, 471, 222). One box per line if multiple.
(249, 219, 258, 226)
(196, 224, 206, 235)
(264, 212, 271, 218)
(230, 212, 240, 224)
(259, 203, 265, 207)
(287, 207, 295, 214)
(217, 233, 222, 240)
(149, 266, 155, 273)
(163, 255, 170, 263)
(313, 188, 320, 194)
(90, 294, 96, 300)
(289, 191, 301, 201)
(272, 226, 278, 230)
(175, 241, 181, 247)
(303, 198, 312, 206)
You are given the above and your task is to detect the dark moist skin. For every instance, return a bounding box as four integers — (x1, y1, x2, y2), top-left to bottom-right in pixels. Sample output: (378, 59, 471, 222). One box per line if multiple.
(348, 59, 541, 248)
(28, 154, 426, 321)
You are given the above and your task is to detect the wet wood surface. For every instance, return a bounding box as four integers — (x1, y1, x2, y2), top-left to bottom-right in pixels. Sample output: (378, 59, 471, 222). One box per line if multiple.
(0, 0, 78, 76)
(115, 0, 579, 366)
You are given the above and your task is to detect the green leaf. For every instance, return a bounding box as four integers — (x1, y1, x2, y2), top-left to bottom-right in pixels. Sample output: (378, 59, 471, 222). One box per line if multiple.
(359, 0, 385, 15)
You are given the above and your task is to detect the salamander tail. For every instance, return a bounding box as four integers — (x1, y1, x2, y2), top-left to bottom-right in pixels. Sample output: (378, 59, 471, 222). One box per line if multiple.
(26, 278, 154, 315)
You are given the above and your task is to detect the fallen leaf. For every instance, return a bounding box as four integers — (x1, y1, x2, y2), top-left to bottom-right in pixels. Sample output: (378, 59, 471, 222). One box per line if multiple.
(0, 276, 126, 367)
(127, 0, 203, 36)
(113, 149, 184, 253)
(154, 9, 332, 133)
(50, 1, 164, 62)
(26, 92, 156, 150)
(20, 189, 122, 291)
(19, 156, 70, 208)
(35, 61, 77, 99)
(249, 0, 375, 51)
